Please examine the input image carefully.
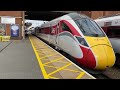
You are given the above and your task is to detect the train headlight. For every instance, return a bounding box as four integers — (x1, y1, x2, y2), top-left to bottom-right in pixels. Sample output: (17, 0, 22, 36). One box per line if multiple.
(76, 36, 89, 47)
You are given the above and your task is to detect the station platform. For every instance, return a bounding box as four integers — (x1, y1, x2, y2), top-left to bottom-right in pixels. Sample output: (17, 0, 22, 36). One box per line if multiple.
(29, 35, 95, 79)
(0, 35, 95, 79)
(0, 37, 43, 79)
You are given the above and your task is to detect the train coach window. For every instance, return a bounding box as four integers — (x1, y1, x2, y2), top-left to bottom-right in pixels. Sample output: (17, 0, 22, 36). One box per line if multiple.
(61, 22, 72, 33)
(50, 27, 52, 33)
(75, 19, 106, 37)
(107, 29, 120, 38)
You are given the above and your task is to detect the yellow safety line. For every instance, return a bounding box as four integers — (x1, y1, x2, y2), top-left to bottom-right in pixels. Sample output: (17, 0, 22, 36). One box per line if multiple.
(37, 48, 49, 50)
(44, 64, 81, 73)
(36, 50, 43, 52)
(34, 46, 40, 48)
(64, 68, 81, 73)
(38, 49, 53, 51)
(41, 57, 67, 63)
(36, 47, 48, 49)
(38, 52, 56, 55)
(56, 60, 69, 63)
(37, 52, 45, 55)
(29, 36, 49, 79)
(44, 64, 60, 68)
(76, 72, 85, 79)
(37, 46, 48, 48)
(42, 51, 56, 54)
(42, 58, 69, 63)
(40, 50, 54, 53)
(41, 52, 57, 54)
(36, 50, 42, 51)
(34, 45, 46, 47)
(48, 63, 72, 76)
(40, 53, 58, 59)
(38, 45, 46, 47)
(43, 57, 64, 65)
(48, 76, 60, 79)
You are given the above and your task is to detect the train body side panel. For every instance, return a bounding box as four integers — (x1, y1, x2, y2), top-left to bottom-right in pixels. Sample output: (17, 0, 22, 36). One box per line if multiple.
(58, 32, 83, 58)
(109, 38, 120, 54)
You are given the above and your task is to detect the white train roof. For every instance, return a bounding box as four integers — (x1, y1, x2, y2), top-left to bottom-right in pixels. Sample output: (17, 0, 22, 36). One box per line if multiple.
(40, 14, 72, 28)
(40, 13, 90, 28)
(94, 15, 120, 27)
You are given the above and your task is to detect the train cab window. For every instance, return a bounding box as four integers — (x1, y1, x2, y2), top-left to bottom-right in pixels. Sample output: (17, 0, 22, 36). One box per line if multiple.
(61, 22, 72, 33)
(75, 19, 106, 37)
(76, 36, 89, 47)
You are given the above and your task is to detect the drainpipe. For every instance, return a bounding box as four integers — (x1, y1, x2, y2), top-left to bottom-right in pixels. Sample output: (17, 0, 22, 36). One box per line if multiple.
(22, 11, 25, 40)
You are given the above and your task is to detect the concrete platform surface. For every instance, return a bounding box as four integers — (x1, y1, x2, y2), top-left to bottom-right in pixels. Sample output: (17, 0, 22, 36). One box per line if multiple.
(0, 37, 43, 79)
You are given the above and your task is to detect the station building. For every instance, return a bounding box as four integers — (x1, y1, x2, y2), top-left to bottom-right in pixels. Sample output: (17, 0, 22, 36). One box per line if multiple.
(0, 11, 120, 40)
(0, 11, 24, 40)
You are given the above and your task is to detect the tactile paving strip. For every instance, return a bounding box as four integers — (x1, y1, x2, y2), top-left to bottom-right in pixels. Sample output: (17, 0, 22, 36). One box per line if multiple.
(29, 35, 95, 79)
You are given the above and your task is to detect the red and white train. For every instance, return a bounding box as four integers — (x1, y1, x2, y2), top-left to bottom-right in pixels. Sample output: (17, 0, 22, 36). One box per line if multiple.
(34, 13, 116, 70)
(95, 15, 120, 65)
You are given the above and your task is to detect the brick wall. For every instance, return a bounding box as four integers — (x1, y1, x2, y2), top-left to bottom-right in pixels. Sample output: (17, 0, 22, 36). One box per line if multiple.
(91, 11, 104, 19)
(0, 11, 23, 40)
(104, 11, 120, 16)
(80, 11, 120, 20)
(80, 11, 91, 17)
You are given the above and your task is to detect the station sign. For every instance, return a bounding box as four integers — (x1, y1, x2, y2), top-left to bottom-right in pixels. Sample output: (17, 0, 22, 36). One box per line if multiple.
(1, 17, 15, 24)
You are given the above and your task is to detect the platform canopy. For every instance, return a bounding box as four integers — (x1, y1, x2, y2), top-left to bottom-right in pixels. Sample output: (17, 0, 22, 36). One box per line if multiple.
(25, 11, 77, 21)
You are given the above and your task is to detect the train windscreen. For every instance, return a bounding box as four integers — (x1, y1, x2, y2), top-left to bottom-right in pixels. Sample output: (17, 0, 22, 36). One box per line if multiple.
(75, 19, 106, 37)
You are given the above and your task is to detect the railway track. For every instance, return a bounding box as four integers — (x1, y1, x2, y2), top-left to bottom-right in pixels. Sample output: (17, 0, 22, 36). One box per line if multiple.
(91, 64, 120, 79)
(101, 65, 120, 79)
(92, 74, 110, 79)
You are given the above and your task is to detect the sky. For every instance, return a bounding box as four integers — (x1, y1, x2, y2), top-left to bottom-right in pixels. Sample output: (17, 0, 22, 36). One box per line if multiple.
(25, 19, 48, 28)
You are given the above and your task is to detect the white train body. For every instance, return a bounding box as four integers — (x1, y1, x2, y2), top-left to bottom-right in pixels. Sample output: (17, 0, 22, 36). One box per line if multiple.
(34, 13, 115, 70)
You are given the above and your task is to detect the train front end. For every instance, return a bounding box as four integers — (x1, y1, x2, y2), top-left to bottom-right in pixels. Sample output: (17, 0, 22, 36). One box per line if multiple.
(85, 36, 115, 70)
(72, 15, 116, 70)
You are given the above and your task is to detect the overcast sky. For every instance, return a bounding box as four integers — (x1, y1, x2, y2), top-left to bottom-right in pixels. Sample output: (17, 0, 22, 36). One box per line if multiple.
(25, 19, 48, 27)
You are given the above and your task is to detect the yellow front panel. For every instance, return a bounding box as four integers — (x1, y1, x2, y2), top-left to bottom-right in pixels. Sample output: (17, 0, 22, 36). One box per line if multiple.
(103, 46, 116, 67)
(91, 45, 107, 70)
(85, 36, 111, 47)
(84, 36, 115, 70)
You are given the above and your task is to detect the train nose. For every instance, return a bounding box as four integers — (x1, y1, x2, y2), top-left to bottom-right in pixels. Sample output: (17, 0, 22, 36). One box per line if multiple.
(91, 45, 116, 70)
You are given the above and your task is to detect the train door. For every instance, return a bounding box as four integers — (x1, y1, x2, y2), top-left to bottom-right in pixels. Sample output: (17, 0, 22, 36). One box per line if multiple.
(55, 23, 59, 46)
(49, 26, 53, 44)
